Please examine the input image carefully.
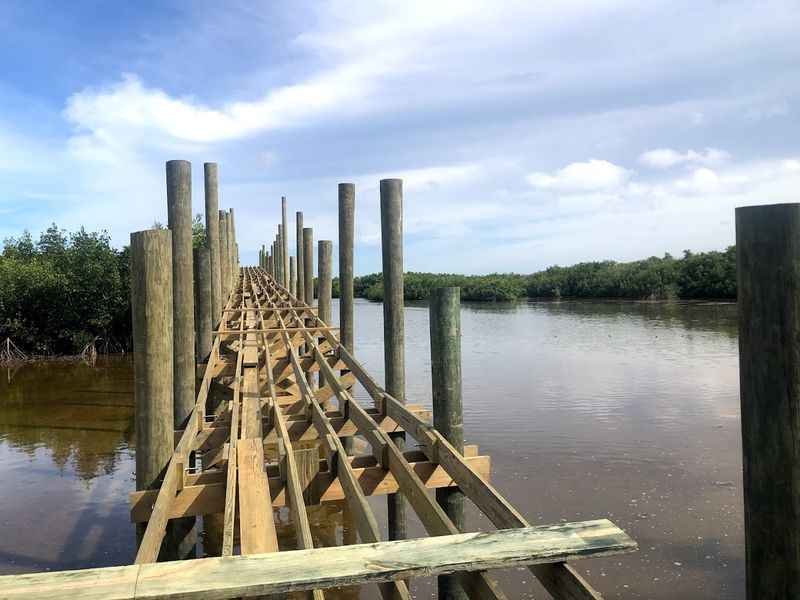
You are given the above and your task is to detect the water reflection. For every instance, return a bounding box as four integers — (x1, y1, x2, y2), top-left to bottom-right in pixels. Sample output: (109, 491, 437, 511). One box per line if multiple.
(0, 300, 744, 598)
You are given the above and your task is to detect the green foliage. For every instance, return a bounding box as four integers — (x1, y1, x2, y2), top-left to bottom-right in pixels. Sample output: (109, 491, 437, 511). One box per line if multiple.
(354, 248, 737, 303)
(192, 214, 206, 248)
(0, 224, 130, 354)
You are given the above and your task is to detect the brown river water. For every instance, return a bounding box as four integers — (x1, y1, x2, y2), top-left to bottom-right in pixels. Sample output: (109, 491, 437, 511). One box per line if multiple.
(0, 298, 742, 599)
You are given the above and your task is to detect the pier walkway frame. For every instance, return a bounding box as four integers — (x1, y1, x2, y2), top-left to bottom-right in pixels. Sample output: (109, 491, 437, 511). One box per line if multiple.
(0, 266, 635, 599)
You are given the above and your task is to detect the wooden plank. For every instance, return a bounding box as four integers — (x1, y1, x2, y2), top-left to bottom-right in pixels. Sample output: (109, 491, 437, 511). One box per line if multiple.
(237, 438, 279, 554)
(0, 522, 636, 600)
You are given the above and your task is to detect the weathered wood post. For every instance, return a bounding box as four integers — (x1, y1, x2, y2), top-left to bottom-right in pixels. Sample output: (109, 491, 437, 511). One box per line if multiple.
(219, 211, 230, 304)
(737, 203, 800, 599)
(303, 227, 314, 307)
(318, 241, 333, 326)
(303, 227, 315, 388)
(290, 256, 297, 297)
(296, 211, 305, 302)
(193, 246, 212, 364)
(380, 178, 406, 541)
(339, 183, 355, 351)
(430, 287, 466, 600)
(227, 209, 237, 288)
(282, 196, 290, 290)
(279, 224, 285, 287)
(166, 160, 197, 560)
(318, 240, 333, 397)
(268, 251, 273, 277)
(166, 160, 195, 426)
(204, 163, 222, 324)
(130, 229, 173, 546)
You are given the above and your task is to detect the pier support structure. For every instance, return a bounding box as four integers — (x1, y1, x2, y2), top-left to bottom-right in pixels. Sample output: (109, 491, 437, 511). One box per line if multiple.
(204, 163, 222, 324)
(737, 203, 800, 599)
(380, 178, 407, 541)
(430, 287, 467, 600)
(296, 211, 305, 302)
(193, 246, 212, 363)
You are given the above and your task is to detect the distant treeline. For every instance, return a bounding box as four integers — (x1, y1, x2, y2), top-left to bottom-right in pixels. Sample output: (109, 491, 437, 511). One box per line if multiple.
(1, 222, 736, 354)
(349, 247, 736, 302)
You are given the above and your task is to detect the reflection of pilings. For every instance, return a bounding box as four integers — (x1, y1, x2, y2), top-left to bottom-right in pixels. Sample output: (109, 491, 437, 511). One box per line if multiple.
(736, 203, 800, 598)
(380, 178, 406, 542)
(130, 229, 173, 551)
(430, 287, 466, 600)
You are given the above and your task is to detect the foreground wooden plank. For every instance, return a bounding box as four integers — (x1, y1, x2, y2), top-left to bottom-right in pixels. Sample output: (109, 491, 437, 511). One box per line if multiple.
(0, 522, 635, 600)
(237, 438, 279, 554)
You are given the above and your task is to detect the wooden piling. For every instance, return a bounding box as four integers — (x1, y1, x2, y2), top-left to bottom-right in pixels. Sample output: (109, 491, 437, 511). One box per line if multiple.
(204, 163, 222, 324)
(737, 203, 800, 599)
(166, 160, 195, 427)
(430, 287, 466, 600)
(193, 246, 212, 363)
(130, 229, 174, 493)
(296, 211, 305, 302)
(219, 211, 230, 304)
(290, 256, 297, 297)
(380, 178, 406, 541)
(282, 197, 290, 290)
(303, 227, 314, 307)
(338, 183, 355, 352)
(227, 209, 236, 288)
(318, 241, 333, 326)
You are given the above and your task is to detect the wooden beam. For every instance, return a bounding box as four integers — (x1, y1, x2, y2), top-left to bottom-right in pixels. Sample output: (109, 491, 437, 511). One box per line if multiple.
(0, 522, 636, 600)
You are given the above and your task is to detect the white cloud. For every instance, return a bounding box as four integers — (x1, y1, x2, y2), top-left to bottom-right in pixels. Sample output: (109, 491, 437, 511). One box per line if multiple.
(526, 159, 631, 191)
(639, 147, 731, 169)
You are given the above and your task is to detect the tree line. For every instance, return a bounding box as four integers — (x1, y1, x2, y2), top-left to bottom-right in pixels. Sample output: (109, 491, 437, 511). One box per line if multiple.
(349, 247, 736, 302)
(0, 222, 736, 354)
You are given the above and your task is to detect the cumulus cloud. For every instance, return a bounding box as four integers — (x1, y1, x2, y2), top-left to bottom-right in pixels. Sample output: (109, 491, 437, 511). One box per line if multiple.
(526, 159, 631, 191)
(638, 147, 730, 169)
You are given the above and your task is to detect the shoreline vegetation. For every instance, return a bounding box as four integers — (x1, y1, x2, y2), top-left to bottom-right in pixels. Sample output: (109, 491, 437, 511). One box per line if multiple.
(1, 223, 736, 355)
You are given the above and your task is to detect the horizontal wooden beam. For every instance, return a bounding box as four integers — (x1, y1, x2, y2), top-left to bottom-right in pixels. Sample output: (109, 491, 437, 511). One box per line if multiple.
(0, 521, 636, 600)
(129, 455, 490, 522)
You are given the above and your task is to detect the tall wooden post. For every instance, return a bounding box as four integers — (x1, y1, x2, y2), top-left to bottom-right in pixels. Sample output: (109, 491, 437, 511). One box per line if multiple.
(204, 163, 222, 325)
(227, 210, 236, 288)
(278, 225, 284, 287)
(166, 160, 195, 427)
(219, 211, 230, 304)
(339, 183, 355, 352)
(737, 203, 800, 599)
(131, 229, 173, 495)
(380, 178, 406, 541)
(193, 246, 213, 363)
(303, 227, 314, 307)
(296, 211, 305, 302)
(290, 256, 297, 297)
(282, 196, 290, 290)
(318, 241, 333, 325)
(430, 287, 466, 600)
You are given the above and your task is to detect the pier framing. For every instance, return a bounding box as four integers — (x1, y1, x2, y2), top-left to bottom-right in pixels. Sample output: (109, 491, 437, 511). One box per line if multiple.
(0, 177, 637, 600)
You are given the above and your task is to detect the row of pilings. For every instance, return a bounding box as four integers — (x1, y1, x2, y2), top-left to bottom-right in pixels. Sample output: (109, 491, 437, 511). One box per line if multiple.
(128, 163, 467, 600)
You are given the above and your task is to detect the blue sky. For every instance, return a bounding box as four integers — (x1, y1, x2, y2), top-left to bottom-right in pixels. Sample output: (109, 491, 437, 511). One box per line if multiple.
(1, 1, 799, 274)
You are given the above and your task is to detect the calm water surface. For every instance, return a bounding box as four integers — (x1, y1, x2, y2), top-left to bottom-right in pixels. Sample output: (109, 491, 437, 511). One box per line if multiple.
(0, 299, 743, 598)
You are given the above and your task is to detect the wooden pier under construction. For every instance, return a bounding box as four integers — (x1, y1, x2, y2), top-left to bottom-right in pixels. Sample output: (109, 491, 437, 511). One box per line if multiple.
(0, 163, 637, 599)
